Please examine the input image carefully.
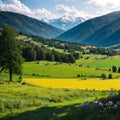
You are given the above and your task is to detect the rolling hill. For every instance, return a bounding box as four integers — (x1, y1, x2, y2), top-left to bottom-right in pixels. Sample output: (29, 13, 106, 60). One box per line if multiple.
(57, 11, 120, 47)
(0, 11, 63, 38)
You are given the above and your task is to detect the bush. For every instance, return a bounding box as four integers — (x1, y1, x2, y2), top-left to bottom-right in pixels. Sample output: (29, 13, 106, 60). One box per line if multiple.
(77, 74, 80, 77)
(108, 74, 112, 79)
(118, 67, 120, 73)
(101, 73, 106, 80)
(112, 66, 117, 73)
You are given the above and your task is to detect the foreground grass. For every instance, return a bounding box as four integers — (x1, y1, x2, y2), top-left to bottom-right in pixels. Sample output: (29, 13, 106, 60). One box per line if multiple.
(24, 78, 120, 90)
(0, 79, 110, 119)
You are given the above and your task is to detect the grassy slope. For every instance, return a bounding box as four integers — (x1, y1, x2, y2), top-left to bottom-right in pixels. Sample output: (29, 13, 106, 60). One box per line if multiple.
(22, 55, 120, 78)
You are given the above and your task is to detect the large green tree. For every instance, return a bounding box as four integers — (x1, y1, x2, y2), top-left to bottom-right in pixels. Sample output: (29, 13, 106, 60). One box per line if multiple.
(0, 25, 24, 82)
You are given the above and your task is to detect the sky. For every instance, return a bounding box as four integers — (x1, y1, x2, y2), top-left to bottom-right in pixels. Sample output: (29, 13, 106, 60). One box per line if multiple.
(0, 0, 120, 20)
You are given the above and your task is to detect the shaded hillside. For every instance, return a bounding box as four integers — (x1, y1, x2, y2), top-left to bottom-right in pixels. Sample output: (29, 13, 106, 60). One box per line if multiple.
(83, 17, 120, 46)
(0, 11, 63, 38)
(57, 11, 120, 47)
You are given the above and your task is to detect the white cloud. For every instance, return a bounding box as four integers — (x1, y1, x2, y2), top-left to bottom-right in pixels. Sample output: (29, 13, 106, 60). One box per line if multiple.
(87, 0, 120, 7)
(1, 0, 119, 20)
(55, 4, 92, 19)
(0, 0, 92, 20)
(87, 0, 120, 14)
(0, 0, 55, 19)
(32, 8, 56, 19)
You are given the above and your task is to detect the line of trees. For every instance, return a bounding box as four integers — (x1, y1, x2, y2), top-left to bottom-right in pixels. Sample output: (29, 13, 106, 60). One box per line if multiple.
(101, 73, 113, 80)
(101, 66, 120, 80)
(89, 47, 117, 56)
(112, 66, 120, 73)
(31, 35, 117, 56)
(20, 41, 81, 63)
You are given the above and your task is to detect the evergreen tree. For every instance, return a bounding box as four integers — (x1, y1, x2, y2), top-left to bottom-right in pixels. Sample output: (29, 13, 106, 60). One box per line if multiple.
(22, 46, 36, 61)
(73, 52, 80, 59)
(68, 54, 75, 63)
(112, 66, 117, 73)
(118, 67, 120, 73)
(101, 73, 106, 80)
(108, 74, 112, 79)
(45, 52, 54, 61)
(0, 25, 24, 82)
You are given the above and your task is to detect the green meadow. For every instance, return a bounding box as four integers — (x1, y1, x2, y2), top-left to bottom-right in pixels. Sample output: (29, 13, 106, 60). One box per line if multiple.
(23, 55, 120, 78)
(0, 80, 110, 120)
(1, 54, 120, 120)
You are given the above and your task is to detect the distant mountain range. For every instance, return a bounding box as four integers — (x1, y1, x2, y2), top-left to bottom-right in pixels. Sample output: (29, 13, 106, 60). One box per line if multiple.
(0, 11, 63, 38)
(1, 11, 120, 48)
(41, 15, 85, 31)
(57, 11, 120, 47)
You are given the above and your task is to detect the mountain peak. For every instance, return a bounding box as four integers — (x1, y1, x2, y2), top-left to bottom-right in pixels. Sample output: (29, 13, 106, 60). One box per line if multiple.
(41, 16, 85, 31)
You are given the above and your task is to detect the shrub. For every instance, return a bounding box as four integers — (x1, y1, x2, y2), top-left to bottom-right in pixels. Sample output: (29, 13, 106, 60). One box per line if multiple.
(101, 73, 106, 80)
(118, 67, 120, 73)
(112, 66, 117, 73)
(77, 74, 80, 77)
(21, 82, 27, 85)
(32, 73, 36, 76)
(108, 74, 112, 79)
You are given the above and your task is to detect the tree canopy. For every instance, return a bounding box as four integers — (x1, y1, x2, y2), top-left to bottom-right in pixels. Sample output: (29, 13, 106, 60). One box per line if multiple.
(0, 25, 24, 82)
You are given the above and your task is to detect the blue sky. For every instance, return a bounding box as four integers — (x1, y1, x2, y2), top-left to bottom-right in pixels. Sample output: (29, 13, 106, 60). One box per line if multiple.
(0, 0, 120, 20)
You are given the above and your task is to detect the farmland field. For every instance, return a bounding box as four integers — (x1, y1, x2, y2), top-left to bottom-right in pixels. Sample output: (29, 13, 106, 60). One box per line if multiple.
(24, 78, 120, 90)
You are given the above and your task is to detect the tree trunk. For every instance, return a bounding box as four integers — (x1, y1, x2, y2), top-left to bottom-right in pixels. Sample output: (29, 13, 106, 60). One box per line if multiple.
(9, 65, 12, 82)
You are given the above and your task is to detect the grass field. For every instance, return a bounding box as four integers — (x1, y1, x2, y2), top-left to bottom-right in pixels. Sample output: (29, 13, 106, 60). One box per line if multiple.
(1, 54, 120, 120)
(1, 55, 120, 80)
(22, 55, 120, 79)
(0, 79, 109, 119)
(24, 78, 120, 90)
(0, 78, 119, 120)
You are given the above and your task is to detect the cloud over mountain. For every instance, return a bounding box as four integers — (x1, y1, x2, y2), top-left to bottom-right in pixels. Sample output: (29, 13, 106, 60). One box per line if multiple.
(87, 0, 120, 14)
(0, 0, 56, 19)
(0, 0, 120, 20)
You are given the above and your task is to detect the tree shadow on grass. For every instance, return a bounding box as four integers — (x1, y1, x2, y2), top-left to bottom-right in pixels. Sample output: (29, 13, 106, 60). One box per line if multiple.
(1, 102, 120, 120)
(1, 103, 81, 120)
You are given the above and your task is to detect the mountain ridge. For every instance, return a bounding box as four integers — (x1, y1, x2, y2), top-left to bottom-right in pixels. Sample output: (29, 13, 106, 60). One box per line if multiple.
(0, 11, 63, 38)
(57, 11, 120, 47)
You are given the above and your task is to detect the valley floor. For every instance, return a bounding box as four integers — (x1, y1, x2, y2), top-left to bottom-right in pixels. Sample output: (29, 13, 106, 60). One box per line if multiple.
(1, 55, 120, 120)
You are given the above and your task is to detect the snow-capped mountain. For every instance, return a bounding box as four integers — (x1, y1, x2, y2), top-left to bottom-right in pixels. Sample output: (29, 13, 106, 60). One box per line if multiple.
(41, 15, 85, 31)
